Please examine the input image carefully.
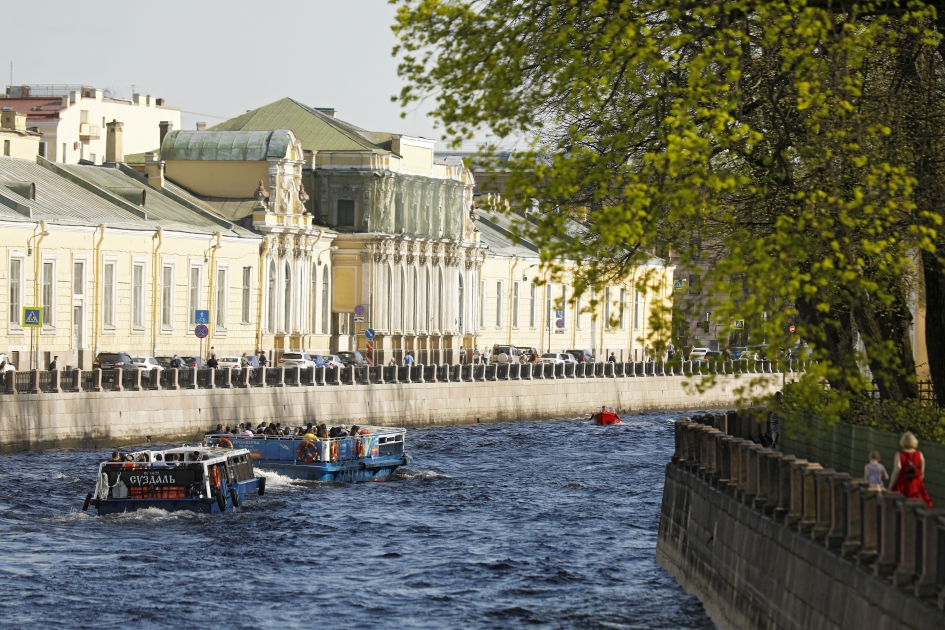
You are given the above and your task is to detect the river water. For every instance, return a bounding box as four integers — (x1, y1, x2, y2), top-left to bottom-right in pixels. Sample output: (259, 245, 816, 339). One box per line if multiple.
(0, 413, 712, 629)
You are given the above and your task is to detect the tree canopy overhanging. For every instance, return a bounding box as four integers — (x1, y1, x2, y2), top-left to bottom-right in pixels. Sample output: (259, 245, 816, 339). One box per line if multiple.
(391, 0, 945, 416)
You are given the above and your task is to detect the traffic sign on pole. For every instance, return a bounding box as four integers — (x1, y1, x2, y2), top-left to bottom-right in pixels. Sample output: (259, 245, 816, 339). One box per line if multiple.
(555, 318, 565, 329)
(22, 307, 42, 327)
(194, 324, 209, 339)
(354, 304, 365, 316)
(365, 328, 376, 340)
(195, 310, 210, 325)
(789, 325, 796, 333)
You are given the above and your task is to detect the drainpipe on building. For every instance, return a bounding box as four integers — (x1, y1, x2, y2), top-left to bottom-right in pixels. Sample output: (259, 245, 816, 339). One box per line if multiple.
(92, 224, 106, 358)
(31, 221, 49, 369)
(205, 231, 222, 349)
(255, 238, 271, 353)
(151, 227, 163, 356)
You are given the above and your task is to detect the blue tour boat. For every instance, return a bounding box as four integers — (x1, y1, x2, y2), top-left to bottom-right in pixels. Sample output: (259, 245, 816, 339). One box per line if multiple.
(83, 445, 264, 515)
(207, 426, 411, 482)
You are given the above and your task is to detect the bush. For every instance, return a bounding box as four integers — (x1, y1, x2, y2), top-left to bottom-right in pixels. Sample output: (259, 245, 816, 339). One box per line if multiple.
(845, 398, 945, 445)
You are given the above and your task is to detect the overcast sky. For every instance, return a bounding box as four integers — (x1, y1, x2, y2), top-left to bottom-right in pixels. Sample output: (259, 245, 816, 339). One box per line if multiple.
(1, 0, 480, 147)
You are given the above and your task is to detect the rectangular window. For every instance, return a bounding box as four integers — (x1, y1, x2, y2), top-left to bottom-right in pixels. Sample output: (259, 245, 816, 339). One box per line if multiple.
(62, 143, 66, 163)
(480, 280, 486, 327)
(161, 265, 174, 329)
(103, 262, 115, 328)
(89, 153, 96, 164)
(38, 142, 46, 158)
(42, 262, 54, 326)
(576, 294, 583, 330)
(216, 269, 227, 331)
(9, 259, 21, 325)
(604, 287, 611, 328)
(495, 281, 503, 327)
(561, 285, 567, 327)
(529, 283, 536, 328)
(512, 281, 520, 328)
(73, 262, 84, 295)
(634, 289, 642, 330)
(132, 263, 144, 329)
(337, 199, 355, 226)
(3, 140, 9, 157)
(546, 284, 553, 329)
(688, 274, 702, 294)
(80, 110, 89, 124)
(619, 288, 626, 329)
(310, 265, 318, 332)
(321, 266, 329, 335)
(241, 267, 252, 324)
(189, 267, 200, 325)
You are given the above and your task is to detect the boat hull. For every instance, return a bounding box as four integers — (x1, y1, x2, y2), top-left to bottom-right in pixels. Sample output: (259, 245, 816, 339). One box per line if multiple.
(253, 454, 410, 483)
(92, 477, 260, 515)
(593, 411, 621, 425)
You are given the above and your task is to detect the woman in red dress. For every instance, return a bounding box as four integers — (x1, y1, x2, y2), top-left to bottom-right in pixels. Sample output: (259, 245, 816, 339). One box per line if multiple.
(889, 432, 933, 508)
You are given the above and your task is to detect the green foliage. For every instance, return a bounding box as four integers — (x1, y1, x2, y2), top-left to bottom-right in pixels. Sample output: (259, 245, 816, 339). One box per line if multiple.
(392, 0, 945, 417)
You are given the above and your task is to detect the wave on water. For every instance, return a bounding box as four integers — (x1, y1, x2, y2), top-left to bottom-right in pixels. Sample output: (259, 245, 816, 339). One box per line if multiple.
(255, 469, 301, 490)
(104, 506, 199, 523)
(393, 468, 452, 481)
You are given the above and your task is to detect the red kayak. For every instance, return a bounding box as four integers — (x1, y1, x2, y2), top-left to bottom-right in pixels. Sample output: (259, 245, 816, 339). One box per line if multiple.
(593, 407, 621, 425)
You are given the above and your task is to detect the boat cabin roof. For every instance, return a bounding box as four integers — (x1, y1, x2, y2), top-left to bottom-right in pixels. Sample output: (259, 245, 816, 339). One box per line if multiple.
(100, 445, 250, 467)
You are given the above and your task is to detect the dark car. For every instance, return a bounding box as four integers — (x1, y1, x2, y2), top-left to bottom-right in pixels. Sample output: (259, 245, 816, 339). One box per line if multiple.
(337, 351, 368, 367)
(92, 352, 137, 370)
(180, 356, 207, 369)
(566, 349, 595, 363)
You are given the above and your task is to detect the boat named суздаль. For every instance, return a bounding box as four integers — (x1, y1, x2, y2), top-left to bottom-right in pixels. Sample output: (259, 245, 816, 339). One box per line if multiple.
(208, 426, 410, 482)
(83, 446, 264, 515)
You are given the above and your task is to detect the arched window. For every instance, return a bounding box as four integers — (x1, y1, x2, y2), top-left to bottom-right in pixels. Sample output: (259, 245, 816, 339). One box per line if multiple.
(267, 261, 276, 333)
(321, 264, 329, 334)
(457, 273, 464, 332)
(425, 268, 431, 332)
(438, 269, 444, 331)
(284, 262, 292, 332)
(387, 267, 393, 331)
(412, 269, 419, 332)
(400, 269, 406, 332)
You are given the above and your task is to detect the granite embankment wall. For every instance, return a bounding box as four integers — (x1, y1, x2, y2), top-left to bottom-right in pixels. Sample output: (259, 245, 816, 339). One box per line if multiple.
(0, 374, 779, 452)
(658, 414, 945, 630)
(780, 416, 945, 507)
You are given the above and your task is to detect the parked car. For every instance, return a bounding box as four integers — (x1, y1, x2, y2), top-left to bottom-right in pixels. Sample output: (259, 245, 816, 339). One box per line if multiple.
(560, 352, 578, 364)
(491, 345, 522, 364)
(337, 351, 368, 367)
(180, 356, 207, 369)
(516, 346, 539, 361)
(540, 352, 571, 364)
(155, 356, 175, 368)
(314, 354, 343, 368)
(729, 347, 749, 360)
(0, 352, 15, 372)
(566, 349, 595, 363)
(93, 352, 137, 370)
(217, 356, 244, 369)
(278, 352, 317, 369)
(704, 350, 723, 360)
(688, 347, 711, 361)
(132, 357, 164, 371)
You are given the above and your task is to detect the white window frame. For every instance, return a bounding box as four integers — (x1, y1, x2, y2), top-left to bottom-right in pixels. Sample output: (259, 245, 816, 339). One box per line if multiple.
(102, 256, 118, 332)
(495, 280, 503, 328)
(215, 264, 228, 333)
(161, 259, 175, 333)
(576, 294, 583, 330)
(188, 262, 202, 327)
(241, 266, 252, 325)
(529, 282, 537, 328)
(512, 281, 520, 329)
(321, 264, 330, 335)
(619, 287, 627, 330)
(71, 254, 88, 349)
(41, 255, 57, 332)
(479, 279, 486, 328)
(604, 286, 612, 329)
(132, 259, 146, 333)
(561, 284, 568, 328)
(634, 288, 642, 331)
(310, 263, 318, 333)
(8, 253, 24, 333)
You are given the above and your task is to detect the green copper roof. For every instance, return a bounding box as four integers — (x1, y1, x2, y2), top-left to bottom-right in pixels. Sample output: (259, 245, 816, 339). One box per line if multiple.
(161, 129, 293, 161)
(210, 97, 391, 154)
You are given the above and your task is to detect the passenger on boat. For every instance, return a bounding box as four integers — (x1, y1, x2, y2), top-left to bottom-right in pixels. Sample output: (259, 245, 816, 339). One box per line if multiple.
(136, 453, 150, 463)
(152, 454, 168, 468)
(109, 451, 121, 462)
(350, 425, 361, 436)
(317, 424, 329, 440)
(241, 425, 254, 437)
(207, 424, 226, 436)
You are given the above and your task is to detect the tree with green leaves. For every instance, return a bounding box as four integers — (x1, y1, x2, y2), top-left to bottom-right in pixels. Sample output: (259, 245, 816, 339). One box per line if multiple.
(392, 0, 945, 417)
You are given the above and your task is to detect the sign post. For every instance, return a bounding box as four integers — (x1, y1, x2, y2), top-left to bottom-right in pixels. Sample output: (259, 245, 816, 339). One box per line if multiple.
(194, 310, 209, 359)
(22, 307, 41, 369)
(365, 328, 376, 365)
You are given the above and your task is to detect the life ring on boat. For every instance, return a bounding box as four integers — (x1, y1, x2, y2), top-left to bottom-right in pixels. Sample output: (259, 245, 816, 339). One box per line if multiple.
(297, 441, 317, 463)
(330, 441, 338, 463)
(210, 466, 221, 490)
(217, 437, 234, 449)
(356, 438, 363, 458)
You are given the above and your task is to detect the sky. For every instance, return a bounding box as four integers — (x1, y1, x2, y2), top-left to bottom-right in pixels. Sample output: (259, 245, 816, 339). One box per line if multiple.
(0, 0, 480, 147)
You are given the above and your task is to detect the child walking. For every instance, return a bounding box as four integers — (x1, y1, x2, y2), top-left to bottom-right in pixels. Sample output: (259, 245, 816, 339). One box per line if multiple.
(864, 451, 888, 492)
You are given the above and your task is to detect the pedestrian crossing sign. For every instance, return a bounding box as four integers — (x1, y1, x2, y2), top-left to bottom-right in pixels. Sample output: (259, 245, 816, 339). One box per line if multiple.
(22, 307, 42, 327)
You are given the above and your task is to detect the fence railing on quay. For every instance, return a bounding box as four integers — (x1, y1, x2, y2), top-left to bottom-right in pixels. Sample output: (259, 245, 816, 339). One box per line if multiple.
(674, 411, 945, 612)
(0, 358, 808, 398)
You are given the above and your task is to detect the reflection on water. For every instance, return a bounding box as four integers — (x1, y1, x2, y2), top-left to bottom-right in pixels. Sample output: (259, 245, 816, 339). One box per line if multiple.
(0, 414, 712, 629)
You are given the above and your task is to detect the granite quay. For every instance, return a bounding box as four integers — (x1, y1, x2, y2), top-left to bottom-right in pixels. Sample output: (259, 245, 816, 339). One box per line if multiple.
(657, 412, 945, 630)
(0, 360, 794, 452)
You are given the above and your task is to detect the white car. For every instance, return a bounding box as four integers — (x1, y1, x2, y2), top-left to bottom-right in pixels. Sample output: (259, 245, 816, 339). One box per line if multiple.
(314, 354, 343, 368)
(218, 356, 243, 369)
(278, 352, 318, 369)
(540, 353, 571, 364)
(132, 357, 164, 371)
(689, 347, 711, 361)
(0, 352, 15, 372)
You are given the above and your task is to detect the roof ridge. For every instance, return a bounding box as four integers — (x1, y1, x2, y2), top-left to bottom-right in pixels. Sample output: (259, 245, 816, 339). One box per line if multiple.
(287, 98, 382, 151)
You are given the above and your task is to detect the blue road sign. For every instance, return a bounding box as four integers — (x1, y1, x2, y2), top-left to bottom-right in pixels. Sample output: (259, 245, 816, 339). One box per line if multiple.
(365, 328, 376, 340)
(195, 309, 210, 325)
(555, 318, 565, 329)
(555, 309, 564, 319)
(674, 279, 684, 290)
(354, 304, 365, 316)
(22, 307, 42, 327)
(194, 324, 209, 339)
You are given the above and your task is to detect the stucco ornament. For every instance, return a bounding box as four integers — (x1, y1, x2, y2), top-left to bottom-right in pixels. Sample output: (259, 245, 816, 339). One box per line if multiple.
(253, 180, 269, 210)
(298, 182, 309, 206)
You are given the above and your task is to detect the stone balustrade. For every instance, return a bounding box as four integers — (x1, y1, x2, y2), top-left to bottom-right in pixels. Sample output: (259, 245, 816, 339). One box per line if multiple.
(0, 359, 807, 397)
(674, 412, 945, 611)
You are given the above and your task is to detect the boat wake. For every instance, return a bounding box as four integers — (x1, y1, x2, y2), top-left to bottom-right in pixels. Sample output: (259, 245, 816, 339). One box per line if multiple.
(394, 468, 452, 481)
(104, 506, 200, 522)
(256, 469, 299, 490)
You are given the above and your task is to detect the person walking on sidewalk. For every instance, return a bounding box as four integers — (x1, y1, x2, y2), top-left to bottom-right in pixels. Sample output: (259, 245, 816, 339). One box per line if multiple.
(889, 432, 933, 507)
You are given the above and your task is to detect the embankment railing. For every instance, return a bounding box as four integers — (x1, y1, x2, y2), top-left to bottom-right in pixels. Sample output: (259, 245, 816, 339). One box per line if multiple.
(675, 412, 945, 612)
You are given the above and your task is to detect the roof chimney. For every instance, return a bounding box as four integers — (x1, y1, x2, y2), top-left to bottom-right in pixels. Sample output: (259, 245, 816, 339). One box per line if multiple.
(145, 153, 164, 190)
(315, 108, 336, 117)
(196, 122, 207, 131)
(105, 120, 124, 164)
(159, 121, 173, 146)
(1, 111, 27, 131)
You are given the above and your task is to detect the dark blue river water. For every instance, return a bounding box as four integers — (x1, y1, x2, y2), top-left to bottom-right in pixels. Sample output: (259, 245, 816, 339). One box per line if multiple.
(0, 413, 712, 629)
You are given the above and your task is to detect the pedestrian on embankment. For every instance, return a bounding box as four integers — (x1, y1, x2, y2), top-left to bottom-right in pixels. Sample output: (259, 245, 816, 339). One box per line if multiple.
(864, 451, 888, 492)
(889, 432, 933, 507)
